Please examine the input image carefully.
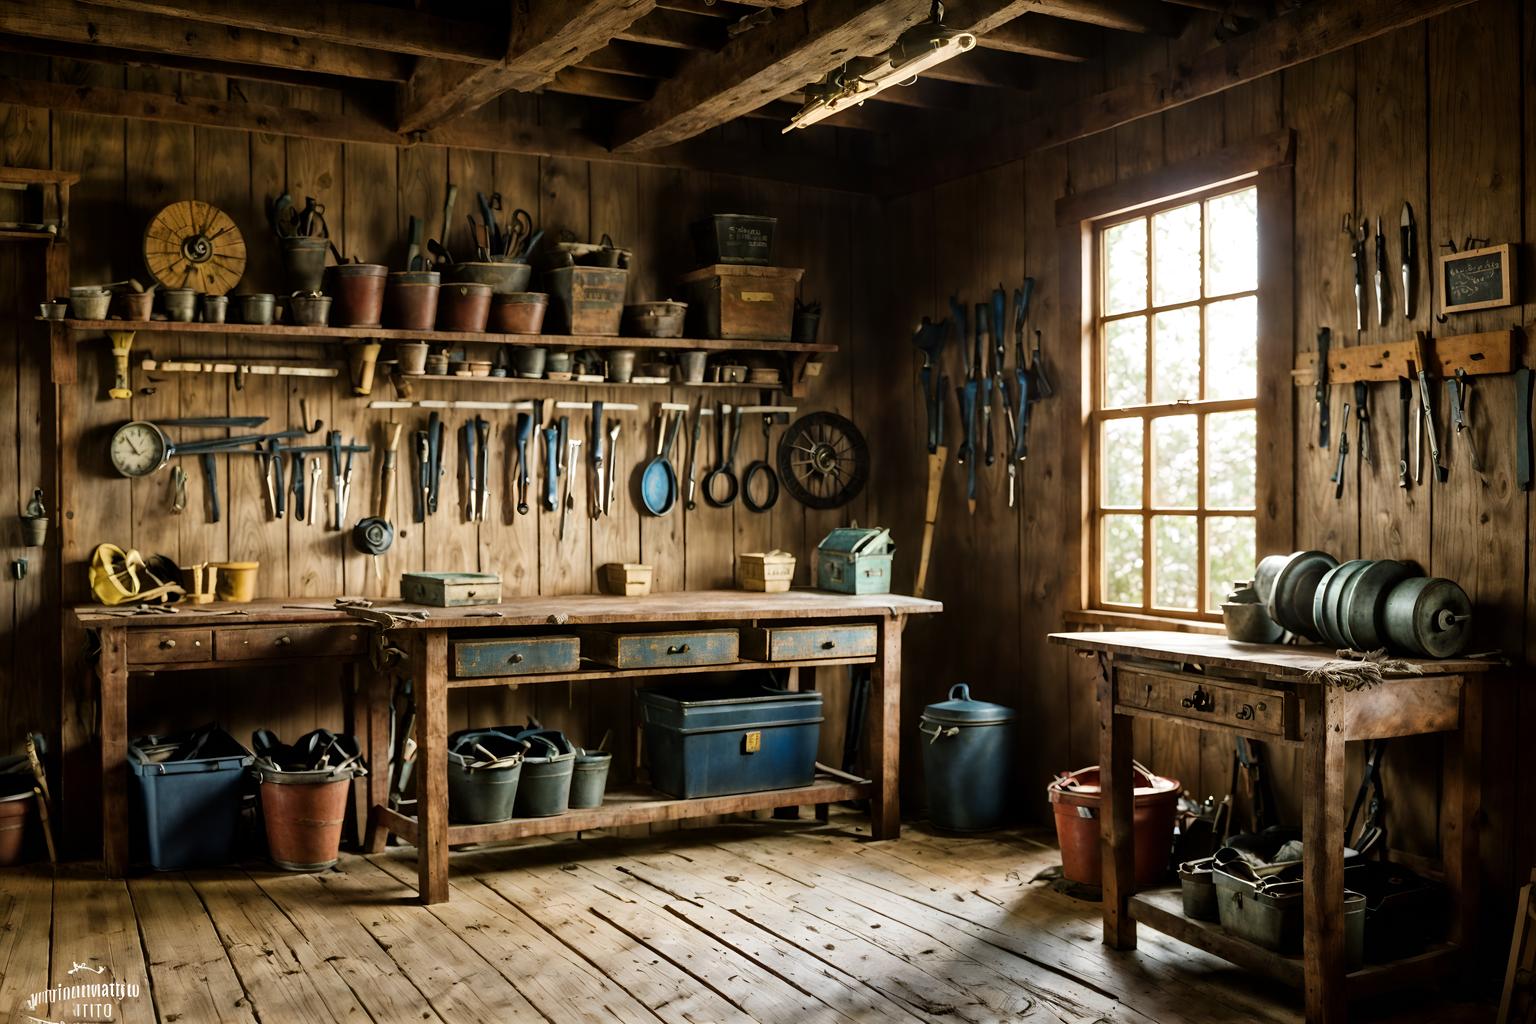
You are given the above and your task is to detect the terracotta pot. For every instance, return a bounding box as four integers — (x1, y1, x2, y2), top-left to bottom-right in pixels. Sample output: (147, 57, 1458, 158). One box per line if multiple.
(258, 773, 351, 871)
(327, 263, 388, 327)
(113, 290, 154, 322)
(489, 292, 548, 334)
(0, 792, 28, 866)
(384, 272, 440, 331)
(436, 282, 493, 332)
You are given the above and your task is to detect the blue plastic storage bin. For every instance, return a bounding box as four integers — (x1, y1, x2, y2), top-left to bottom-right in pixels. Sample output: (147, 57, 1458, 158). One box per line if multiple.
(128, 727, 253, 870)
(638, 683, 822, 799)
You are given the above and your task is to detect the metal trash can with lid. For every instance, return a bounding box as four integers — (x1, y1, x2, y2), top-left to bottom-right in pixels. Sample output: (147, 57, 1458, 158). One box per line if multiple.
(918, 683, 1017, 831)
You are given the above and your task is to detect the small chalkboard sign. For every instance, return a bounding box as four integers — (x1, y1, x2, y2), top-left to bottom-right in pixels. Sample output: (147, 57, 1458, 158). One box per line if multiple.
(1440, 242, 1515, 315)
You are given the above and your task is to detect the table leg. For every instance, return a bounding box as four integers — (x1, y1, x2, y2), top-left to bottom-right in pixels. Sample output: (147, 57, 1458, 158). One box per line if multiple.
(364, 660, 392, 855)
(1097, 659, 1135, 949)
(1443, 675, 1482, 948)
(1302, 685, 1347, 1023)
(868, 617, 902, 840)
(416, 630, 450, 904)
(774, 667, 803, 820)
(97, 627, 129, 878)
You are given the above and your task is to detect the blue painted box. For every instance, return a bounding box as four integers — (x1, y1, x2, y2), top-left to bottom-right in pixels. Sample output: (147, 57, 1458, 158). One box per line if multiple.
(638, 683, 823, 799)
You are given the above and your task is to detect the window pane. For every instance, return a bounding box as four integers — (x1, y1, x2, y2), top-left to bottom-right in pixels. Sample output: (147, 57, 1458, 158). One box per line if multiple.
(1152, 307, 1200, 403)
(1151, 414, 1199, 508)
(1206, 410, 1257, 509)
(1153, 202, 1201, 306)
(1103, 219, 1148, 315)
(1206, 187, 1257, 296)
(1152, 515, 1198, 611)
(1102, 515, 1144, 606)
(1103, 316, 1147, 408)
(1206, 516, 1256, 613)
(1102, 419, 1143, 508)
(1206, 295, 1257, 400)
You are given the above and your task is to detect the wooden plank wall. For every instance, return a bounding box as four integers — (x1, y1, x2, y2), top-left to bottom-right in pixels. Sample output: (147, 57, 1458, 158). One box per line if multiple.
(876, 0, 1536, 952)
(0, 56, 877, 847)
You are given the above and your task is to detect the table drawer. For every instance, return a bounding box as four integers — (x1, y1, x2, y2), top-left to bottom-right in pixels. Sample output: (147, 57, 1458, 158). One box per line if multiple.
(580, 628, 738, 669)
(741, 624, 877, 662)
(453, 636, 581, 678)
(1117, 668, 1293, 738)
(127, 629, 212, 664)
(215, 624, 364, 661)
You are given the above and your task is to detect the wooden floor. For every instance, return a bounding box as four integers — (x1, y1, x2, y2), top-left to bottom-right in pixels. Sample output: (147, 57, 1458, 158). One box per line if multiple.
(0, 814, 1494, 1024)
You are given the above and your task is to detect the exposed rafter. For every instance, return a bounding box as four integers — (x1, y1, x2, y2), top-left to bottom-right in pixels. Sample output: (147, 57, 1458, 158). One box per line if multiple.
(398, 0, 655, 135)
(974, 13, 1098, 60)
(616, 9, 725, 50)
(1010, 0, 1174, 35)
(0, 0, 409, 80)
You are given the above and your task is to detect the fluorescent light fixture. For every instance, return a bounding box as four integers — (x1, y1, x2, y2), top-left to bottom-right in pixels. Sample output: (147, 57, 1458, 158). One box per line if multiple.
(783, 3, 976, 134)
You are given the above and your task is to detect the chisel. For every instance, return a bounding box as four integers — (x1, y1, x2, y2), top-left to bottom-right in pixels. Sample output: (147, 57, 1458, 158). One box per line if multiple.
(590, 401, 605, 518)
(462, 420, 477, 521)
(475, 416, 491, 520)
(1331, 403, 1352, 500)
(1374, 216, 1387, 327)
(513, 413, 531, 515)
(1517, 367, 1532, 491)
(1351, 217, 1367, 332)
(543, 425, 559, 511)
(1412, 331, 1444, 481)
(605, 422, 620, 516)
(1400, 202, 1417, 320)
(1397, 378, 1411, 489)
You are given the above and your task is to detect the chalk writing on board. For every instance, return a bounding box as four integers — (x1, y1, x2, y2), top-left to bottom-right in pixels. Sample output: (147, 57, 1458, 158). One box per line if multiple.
(1441, 244, 1513, 313)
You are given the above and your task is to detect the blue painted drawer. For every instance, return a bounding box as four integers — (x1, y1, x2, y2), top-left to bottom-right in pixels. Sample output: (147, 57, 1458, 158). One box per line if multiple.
(579, 628, 739, 669)
(452, 636, 581, 678)
(740, 623, 877, 662)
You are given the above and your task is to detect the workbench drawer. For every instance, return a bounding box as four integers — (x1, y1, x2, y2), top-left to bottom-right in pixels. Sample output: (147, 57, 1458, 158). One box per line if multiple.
(452, 636, 581, 678)
(214, 624, 364, 662)
(1117, 668, 1294, 738)
(128, 629, 212, 664)
(740, 624, 877, 662)
(579, 628, 739, 669)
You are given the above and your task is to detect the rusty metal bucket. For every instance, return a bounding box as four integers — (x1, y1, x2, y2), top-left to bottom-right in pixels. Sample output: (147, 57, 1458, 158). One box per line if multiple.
(255, 767, 354, 871)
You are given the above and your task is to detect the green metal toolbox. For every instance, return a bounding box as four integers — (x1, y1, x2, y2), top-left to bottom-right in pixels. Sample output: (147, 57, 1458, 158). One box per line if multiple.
(816, 527, 894, 595)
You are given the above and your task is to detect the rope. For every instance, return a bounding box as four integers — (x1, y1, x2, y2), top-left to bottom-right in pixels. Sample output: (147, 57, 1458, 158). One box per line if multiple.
(1303, 648, 1424, 691)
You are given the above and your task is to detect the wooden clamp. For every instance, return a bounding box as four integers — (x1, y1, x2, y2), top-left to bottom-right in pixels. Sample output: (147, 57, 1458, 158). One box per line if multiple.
(1292, 329, 1519, 386)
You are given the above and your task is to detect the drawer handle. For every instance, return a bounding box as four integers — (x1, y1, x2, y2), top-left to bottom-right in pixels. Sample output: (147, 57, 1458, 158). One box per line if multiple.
(1235, 704, 1255, 721)
(159, 639, 176, 650)
(667, 643, 691, 655)
(508, 653, 524, 665)
(1181, 686, 1214, 713)
(275, 635, 292, 647)
(821, 640, 836, 650)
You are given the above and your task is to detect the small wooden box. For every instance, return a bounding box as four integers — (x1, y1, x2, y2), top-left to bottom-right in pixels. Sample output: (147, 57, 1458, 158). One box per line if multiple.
(739, 551, 796, 593)
(400, 571, 502, 607)
(578, 628, 739, 669)
(680, 264, 803, 341)
(599, 563, 654, 596)
(544, 266, 628, 336)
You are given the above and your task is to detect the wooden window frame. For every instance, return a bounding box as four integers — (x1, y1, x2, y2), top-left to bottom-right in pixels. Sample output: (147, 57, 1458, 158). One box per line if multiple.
(1057, 130, 1296, 625)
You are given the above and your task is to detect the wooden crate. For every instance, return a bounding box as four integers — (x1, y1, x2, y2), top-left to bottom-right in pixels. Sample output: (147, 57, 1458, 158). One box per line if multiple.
(544, 266, 627, 335)
(680, 264, 803, 341)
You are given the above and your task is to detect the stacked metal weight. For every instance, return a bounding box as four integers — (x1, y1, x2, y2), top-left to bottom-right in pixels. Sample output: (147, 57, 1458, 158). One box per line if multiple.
(1252, 551, 1473, 658)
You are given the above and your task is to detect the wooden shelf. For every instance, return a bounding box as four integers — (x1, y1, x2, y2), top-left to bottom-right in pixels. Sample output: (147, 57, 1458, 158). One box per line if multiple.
(406, 372, 782, 393)
(373, 773, 870, 846)
(52, 317, 836, 354)
(1129, 886, 1461, 997)
(447, 654, 877, 690)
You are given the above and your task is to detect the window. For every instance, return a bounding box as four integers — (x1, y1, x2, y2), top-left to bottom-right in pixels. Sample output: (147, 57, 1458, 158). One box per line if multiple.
(1091, 183, 1259, 618)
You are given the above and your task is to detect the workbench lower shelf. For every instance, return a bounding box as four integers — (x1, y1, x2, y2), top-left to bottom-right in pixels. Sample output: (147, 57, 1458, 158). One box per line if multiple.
(371, 773, 869, 847)
(1129, 886, 1462, 998)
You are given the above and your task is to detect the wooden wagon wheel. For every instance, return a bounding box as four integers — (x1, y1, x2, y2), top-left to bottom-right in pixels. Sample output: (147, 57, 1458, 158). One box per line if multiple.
(143, 200, 246, 295)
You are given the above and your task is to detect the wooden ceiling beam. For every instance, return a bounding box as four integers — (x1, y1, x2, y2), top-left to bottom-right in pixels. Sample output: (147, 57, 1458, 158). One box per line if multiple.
(1008, 0, 1175, 34)
(0, 71, 873, 192)
(72, 0, 501, 63)
(398, 0, 656, 135)
(974, 14, 1098, 60)
(616, 9, 727, 49)
(546, 67, 655, 103)
(612, 0, 1042, 152)
(0, 0, 409, 80)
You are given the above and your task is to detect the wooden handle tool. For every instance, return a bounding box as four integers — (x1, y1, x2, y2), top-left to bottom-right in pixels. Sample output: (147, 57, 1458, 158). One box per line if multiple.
(914, 445, 947, 598)
(378, 421, 402, 519)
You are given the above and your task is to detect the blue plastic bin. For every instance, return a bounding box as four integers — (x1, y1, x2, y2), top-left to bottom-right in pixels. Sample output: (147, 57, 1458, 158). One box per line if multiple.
(638, 683, 822, 799)
(128, 727, 253, 870)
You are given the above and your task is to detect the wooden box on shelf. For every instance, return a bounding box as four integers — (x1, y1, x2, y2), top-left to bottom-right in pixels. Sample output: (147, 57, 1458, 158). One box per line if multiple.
(680, 265, 803, 341)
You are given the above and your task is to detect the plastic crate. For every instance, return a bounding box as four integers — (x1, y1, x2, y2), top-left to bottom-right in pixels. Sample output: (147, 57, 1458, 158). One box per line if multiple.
(128, 727, 252, 870)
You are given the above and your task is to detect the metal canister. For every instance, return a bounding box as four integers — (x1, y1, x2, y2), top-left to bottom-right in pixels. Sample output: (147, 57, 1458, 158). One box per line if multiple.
(918, 683, 1016, 831)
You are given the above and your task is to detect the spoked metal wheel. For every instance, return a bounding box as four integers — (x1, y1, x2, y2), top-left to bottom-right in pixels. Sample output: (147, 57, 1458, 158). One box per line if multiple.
(777, 411, 869, 510)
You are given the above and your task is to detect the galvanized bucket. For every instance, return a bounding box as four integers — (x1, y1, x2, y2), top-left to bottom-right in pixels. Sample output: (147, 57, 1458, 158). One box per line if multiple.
(447, 730, 526, 824)
(568, 751, 612, 809)
(511, 731, 574, 817)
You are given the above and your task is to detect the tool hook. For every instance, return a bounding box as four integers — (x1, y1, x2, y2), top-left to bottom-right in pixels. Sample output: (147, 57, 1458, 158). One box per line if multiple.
(299, 399, 323, 435)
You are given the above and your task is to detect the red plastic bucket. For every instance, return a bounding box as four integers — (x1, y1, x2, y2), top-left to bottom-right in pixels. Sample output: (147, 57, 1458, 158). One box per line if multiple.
(1048, 762, 1179, 890)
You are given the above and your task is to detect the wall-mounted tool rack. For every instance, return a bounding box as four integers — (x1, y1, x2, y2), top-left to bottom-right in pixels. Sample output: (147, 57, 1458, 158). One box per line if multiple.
(1291, 328, 1519, 386)
(47, 318, 834, 397)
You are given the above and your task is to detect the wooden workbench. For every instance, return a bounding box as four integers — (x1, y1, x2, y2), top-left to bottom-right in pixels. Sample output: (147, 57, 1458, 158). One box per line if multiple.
(78, 590, 941, 899)
(1050, 630, 1492, 1024)
(365, 589, 940, 903)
